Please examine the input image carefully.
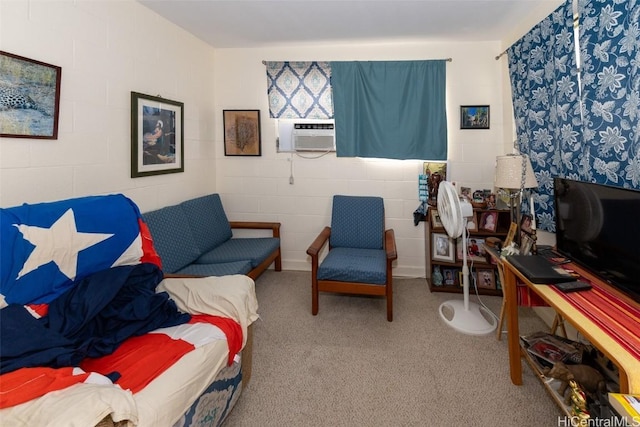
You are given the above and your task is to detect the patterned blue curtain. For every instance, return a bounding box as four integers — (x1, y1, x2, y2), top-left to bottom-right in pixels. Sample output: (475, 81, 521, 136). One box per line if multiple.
(265, 61, 333, 119)
(508, 1, 580, 232)
(577, 0, 640, 188)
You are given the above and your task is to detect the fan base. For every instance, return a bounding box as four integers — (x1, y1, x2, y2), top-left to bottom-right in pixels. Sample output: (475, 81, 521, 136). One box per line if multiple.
(438, 299, 497, 336)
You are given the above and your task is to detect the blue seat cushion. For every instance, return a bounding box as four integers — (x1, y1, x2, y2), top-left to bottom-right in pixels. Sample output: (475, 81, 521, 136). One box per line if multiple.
(180, 194, 233, 253)
(175, 261, 252, 277)
(317, 247, 387, 285)
(196, 237, 280, 268)
(143, 205, 201, 273)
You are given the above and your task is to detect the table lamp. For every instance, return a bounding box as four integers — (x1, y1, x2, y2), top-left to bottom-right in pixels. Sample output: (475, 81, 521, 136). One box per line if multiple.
(494, 154, 538, 248)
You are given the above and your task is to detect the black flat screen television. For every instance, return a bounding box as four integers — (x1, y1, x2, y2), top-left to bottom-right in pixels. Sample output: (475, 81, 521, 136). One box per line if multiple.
(553, 178, 640, 303)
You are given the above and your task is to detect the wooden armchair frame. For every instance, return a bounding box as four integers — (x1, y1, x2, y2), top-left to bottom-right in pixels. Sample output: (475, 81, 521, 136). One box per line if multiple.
(307, 226, 397, 321)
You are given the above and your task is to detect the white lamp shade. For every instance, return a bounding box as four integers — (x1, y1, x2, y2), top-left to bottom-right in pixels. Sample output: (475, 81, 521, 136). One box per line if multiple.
(494, 154, 538, 189)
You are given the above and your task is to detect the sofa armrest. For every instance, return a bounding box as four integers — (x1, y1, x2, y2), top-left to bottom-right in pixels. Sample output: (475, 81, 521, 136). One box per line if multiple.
(229, 221, 281, 238)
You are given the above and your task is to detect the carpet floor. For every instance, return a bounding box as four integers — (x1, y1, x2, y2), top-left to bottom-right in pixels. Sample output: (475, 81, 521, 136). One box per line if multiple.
(223, 270, 564, 427)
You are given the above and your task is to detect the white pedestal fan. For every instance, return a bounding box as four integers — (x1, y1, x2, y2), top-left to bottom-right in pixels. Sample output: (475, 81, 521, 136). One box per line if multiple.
(436, 181, 497, 335)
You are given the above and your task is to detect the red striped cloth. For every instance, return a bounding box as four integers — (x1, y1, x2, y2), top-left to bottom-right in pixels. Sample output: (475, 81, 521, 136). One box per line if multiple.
(550, 281, 640, 361)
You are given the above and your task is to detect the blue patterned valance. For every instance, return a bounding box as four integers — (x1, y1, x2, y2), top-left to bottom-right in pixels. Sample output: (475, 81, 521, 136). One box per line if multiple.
(265, 61, 333, 119)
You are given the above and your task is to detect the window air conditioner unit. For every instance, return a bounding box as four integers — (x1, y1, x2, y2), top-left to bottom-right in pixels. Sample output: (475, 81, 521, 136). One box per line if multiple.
(292, 122, 335, 152)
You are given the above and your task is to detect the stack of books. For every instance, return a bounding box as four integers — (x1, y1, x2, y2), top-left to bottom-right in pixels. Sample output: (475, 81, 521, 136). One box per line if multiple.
(608, 393, 640, 425)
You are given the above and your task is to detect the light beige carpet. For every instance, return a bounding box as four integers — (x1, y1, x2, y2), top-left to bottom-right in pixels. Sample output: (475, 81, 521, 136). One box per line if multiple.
(223, 270, 564, 426)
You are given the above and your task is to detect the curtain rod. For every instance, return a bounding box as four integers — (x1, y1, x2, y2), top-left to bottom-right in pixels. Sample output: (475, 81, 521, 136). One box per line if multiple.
(495, 51, 507, 60)
(261, 58, 453, 65)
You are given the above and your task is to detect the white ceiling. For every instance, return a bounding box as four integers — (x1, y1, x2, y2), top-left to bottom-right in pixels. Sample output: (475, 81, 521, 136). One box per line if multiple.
(138, 0, 563, 49)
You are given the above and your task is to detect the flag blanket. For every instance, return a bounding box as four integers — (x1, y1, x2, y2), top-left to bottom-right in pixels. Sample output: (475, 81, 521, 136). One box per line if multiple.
(0, 194, 161, 305)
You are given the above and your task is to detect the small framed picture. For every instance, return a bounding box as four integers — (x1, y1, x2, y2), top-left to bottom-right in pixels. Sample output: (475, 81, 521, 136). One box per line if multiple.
(443, 268, 457, 286)
(457, 237, 486, 263)
(479, 211, 498, 232)
(465, 213, 478, 232)
(476, 268, 496, 290)
(430, 209, 443, 229)
(520, 213, 533, 233)
(460, 105, 490, 129)
(432, 233, 455, 262)
(520, 233, 535, 256)
(460, 186, 472, 201)
(223, 109, 261, 156)
(504, 222, 518, 247)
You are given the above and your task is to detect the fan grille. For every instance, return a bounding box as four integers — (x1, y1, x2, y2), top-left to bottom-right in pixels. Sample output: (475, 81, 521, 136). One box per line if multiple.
(437, 181, 463, 238)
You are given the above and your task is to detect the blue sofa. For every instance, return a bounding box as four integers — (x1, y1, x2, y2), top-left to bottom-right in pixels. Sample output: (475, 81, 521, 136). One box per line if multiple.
(143, 194, 281, 280)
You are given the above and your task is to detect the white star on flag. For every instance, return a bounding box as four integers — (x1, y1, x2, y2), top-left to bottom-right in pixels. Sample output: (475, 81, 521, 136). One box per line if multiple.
(13, 209, 114, 280)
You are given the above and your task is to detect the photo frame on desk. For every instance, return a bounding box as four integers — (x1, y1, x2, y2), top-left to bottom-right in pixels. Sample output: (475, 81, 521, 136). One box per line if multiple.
(504, 222, 518, 247)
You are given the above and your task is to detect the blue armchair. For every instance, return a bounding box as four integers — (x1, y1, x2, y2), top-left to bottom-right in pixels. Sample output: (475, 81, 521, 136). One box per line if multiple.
(306, 195, 397, 321)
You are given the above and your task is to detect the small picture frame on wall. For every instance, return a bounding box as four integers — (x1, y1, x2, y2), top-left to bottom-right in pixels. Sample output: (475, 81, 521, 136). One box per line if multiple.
(432, 233, 455, 262)
(460, 105, 490, 129)
(0, 51, 62, 139)
(131, 92, 184, 178)
(224, 109, 261, 156)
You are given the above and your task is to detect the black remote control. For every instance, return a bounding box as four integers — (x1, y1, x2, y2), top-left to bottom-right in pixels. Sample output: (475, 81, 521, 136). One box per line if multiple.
(555, 281, 592, 293)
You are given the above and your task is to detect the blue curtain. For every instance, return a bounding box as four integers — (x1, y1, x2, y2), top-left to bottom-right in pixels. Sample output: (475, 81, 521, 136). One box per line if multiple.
(577, 0, 640, 188)
(330, 60, 447, 160)
(508, 1, 580, 232)
(265, 61, 333, 119)
(509, 0, 640, 233)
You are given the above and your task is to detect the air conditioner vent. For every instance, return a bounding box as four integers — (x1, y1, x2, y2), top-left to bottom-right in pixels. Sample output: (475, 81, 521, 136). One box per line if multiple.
(293, 122, 335, 152)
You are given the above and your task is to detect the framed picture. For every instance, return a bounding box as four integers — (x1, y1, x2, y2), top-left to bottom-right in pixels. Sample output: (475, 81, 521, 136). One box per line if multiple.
(457, 237, 487, 263)
(0, 51, 61, 139)
(520, 233, 535, 256)
(223, 109, 261, 156)
(504, 222, 518, 247)
(432, 233, 454, 262)
(479, 211, 498, 232)
(465, 213, 478, 232)
(443, 268, 457, 286)
(430, 209, 443, 229)
(131, 92, 184, 178)
(520, 214, 533, 233)
(460, 105, 490, 129)
(476, 268, 496, 290)
(423, 161, 447, 205)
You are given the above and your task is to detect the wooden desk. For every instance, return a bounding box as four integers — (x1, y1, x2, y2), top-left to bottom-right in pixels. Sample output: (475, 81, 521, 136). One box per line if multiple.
(499, 255, 640, 394)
